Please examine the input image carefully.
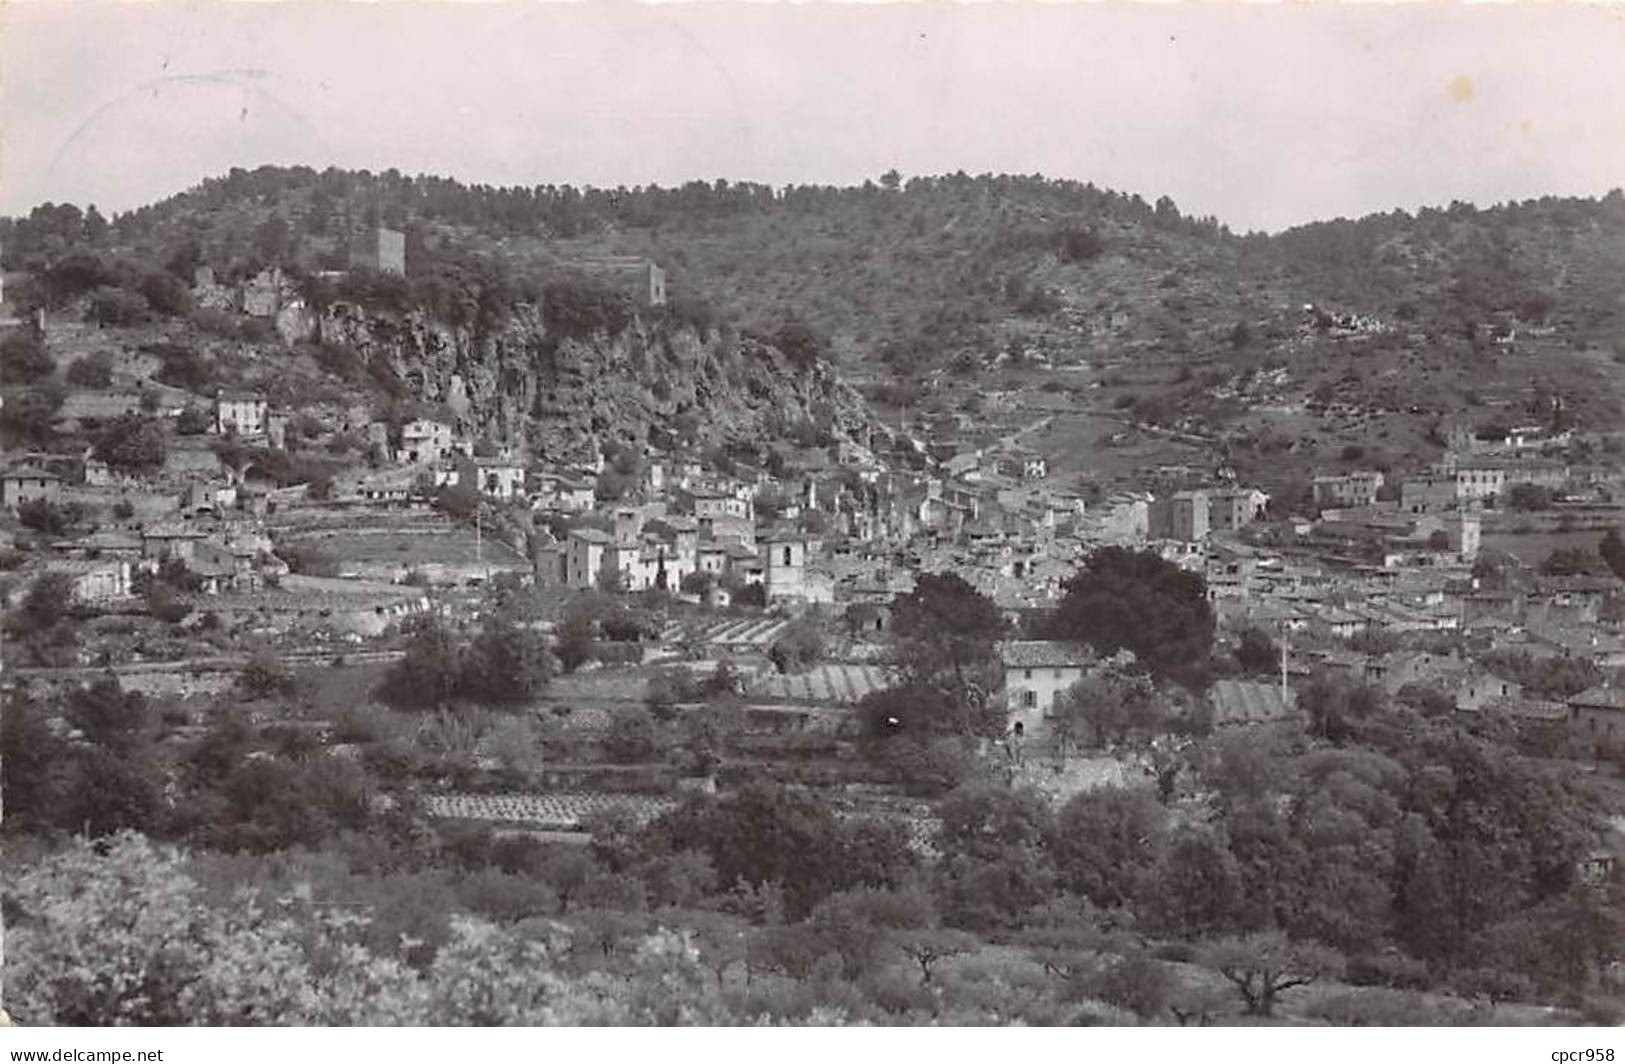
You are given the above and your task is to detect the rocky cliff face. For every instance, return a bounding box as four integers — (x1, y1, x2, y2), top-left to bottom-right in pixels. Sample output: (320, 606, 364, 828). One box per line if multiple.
(313, 301, 877, 456)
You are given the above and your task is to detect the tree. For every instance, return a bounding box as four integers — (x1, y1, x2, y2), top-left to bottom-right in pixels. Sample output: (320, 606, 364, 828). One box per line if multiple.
(144, 580, 193, 624)
(237, 650, 296, 700)
(89, 285, 150, 326)
(806, 886, 933, 980)
(149, 342, 212, 392)
(1599, 528, 1625, 581)
(1299, 671, 1386, 743)
(888, 572, 1006, 737)
(1047, 547, 1214, 686)
(462, 609, 551, 706)
(140, 270, 193, 316)
(3, 331, 55, 382)
(894, 928, 978, 985)
(1234, 626, 1279, 676)
(6, 833, 253, 1025)
(176, 405, 212, 435)
(1052, 785, 1167, 908)
(17, 497, 80, 536)
(65, 675, 155, 754)
(1541, 547, 1602, 576)
(771, 319, 831, 371)
(1393, 729, 1597, 967)
(934, 784, 1058, 931)
(1507, 484, 1554, 512)
(1052, 668, 1159, 749)
(94, 413, 167, 472)
(434, 481, 480, 519)
(22, 570, 77, 625)
(374, 614, 463, 709)
(1201, 932, 1343, 1017)
(55, 677, 165, 837)
(768, 619, 826, 675)
(1087, 950, 1178, 1021)
(1, 386, 66, 444)
(654, 784, 910, 920)
(678, 570, 716, 598)
(753, 484, 788, 524)
(2, 688, 65, 830)
(65, 351, 115, 387)
(1138, 828, 1242, 939)
(602, 708, 660, 764)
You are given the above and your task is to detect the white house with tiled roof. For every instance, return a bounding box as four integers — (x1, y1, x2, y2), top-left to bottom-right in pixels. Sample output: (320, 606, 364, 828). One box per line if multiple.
(1000, 640, 1095, 731)
(215, 391, 268, 436)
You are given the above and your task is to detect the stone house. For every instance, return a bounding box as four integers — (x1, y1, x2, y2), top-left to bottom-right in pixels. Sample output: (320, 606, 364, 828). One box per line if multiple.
(564, 528, 614, 589)
(690, 490, 752, 523)
(141, 523, 207, 566)
(1150, 490, 1210, 542)
(1207, 488, 1270, 532)
(1400, 473, 1458, 515)
(398, 418, 454, 465)
(1450, 462, 1506, 504)
(1364, 649, 1463, 695)
(45, 558, 132, 603)
(192, 538, 263, 594)
(1568, 686, 1625, 752)
(3, 466, 61, 509)
(1454, 671, 1523, 713)
(215, 392, 269, 437)
(1001, 640, 1095, 732)
(1092, 492, 1151, 543)
(1312, 471, 1384, 510)
(456, 454, 527, 500)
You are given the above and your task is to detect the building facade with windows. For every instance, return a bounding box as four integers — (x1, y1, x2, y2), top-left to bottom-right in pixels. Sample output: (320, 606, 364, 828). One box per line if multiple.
(1000, 640, 1095, 733)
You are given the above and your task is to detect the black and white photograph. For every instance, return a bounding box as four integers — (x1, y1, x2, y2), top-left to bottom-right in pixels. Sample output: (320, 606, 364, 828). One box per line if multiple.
(3, 0, 1625, 1041)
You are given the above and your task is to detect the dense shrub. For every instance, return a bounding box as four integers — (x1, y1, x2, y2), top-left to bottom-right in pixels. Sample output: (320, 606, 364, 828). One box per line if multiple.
(65, 351, 114, 387)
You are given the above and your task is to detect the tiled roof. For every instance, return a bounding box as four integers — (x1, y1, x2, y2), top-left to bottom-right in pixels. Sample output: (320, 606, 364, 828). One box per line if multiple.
(1210, 679, 1299, 726)
(3, 465, 60, 481)
(69, 531, 143, 551)
(46, 558, 125, 574)
(1474, 697, 1569, 722)
(1569, 686, 1625, 710)
(143, 523, 208, 539)
(1000, 640, 1093, 669)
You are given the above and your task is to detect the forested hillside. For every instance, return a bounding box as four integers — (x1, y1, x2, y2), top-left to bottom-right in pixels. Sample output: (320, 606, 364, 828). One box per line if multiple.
(5, 166, 1625, 466)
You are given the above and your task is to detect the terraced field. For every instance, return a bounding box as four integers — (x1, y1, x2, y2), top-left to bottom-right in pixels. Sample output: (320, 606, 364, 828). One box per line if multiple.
(426, 790, 943, 856)
(675, 617, 790, 649)
(749, 663, 892, 705)
(425, 792, 674, 828)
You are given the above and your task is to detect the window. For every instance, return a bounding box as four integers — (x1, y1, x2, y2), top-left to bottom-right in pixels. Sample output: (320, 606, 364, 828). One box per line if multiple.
(783, 547, 792, 566)
(1022, 690, 1037, 709)
(1024, 669, 1032, 680)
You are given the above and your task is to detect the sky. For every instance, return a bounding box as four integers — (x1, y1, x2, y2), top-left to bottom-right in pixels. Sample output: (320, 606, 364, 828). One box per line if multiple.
(3, 1, 1624, 233)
